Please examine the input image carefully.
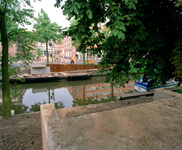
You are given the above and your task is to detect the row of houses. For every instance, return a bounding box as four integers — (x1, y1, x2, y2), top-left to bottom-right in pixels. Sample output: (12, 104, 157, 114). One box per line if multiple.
(0, 35, 101, 63)
(0, 26, 106, 62)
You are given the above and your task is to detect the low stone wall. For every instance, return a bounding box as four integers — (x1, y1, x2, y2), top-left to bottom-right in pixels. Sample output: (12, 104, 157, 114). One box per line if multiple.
(40, 89, 182, 150)
(153, 88, 182, 100)
(40, 103, 61, 150)
(40, 90, 182, 149)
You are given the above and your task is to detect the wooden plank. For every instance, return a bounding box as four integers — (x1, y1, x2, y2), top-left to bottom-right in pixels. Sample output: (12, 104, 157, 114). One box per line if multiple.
(120, 91, 154, 100)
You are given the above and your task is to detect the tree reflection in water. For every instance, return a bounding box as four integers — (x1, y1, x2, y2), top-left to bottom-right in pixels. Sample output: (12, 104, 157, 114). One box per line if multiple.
(0, 101, 65, 116)
(29, 101, 65, 112)
(0, 104, 29, 116)
(29, 89, 65, 113)
(11, 104, 29, 114)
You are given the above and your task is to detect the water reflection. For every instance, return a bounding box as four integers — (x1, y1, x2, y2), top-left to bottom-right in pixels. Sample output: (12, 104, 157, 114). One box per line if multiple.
(68, 78, 135, 106)
(0, 77, 135, 116)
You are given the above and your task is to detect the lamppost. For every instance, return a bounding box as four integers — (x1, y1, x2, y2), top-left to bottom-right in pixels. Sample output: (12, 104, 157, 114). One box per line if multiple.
(49, 42, 53, 63)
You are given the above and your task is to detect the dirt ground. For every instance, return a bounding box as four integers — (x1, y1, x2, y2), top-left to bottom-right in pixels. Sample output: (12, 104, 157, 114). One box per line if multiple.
(1, 96, 181, 150)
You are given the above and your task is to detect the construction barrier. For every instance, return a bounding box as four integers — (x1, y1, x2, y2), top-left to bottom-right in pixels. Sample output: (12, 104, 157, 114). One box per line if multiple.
(46, 64, 101, 72)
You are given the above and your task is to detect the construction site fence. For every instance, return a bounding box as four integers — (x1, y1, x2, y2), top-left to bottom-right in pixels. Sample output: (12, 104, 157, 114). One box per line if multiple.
(46, 64, 102, 72)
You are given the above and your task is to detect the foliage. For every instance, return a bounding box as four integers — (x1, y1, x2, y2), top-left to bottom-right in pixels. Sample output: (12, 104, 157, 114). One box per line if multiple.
(29, 101, 46, 112)
(68, 18, 82, 48)
(33, 9, 62, 63)
(55, 0, 182, 87)
(176, 0, 182, 7)
(33, 9, 62, 43)
(0, 0, 36, 118)
(10, 104, 29, 115)
(37, 48, 42, 59)
(68, 17, 87, 62)
(176, 89, 182, 94)
(29, 101, 65, 113)
(170, 39, 182, 81)
(54, 101, 65, 109)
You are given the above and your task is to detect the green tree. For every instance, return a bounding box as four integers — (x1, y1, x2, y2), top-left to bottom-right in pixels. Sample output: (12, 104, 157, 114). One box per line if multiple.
(55, 0, 182, 87)
(33, 9, 62, 63)
(0, 0, 35, 118)
(176, 0, 182, 7)
(37, 48, 42, 59)
(68, 18, 87, 63)
(170, 0, 182, 83)
(170, 39, 182, 82)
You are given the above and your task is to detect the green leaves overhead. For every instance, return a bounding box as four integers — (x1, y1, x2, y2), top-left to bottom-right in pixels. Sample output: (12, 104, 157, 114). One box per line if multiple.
(33, 8, 62, 43)
(0, 0, 37, 118)
(86, 9, 92, 19)
(33, 8, 62, 63)
(56, 0, 182, 86)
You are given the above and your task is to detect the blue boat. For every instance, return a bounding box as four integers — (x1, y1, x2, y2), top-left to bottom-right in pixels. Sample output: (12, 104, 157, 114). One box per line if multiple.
(134, 77, 177, 92)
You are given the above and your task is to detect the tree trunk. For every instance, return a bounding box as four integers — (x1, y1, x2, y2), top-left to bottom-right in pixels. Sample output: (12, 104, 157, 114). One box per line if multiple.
(0, 10, 11, 118)
(46, 41, 49, 63)
(48, 89, 50, 103)
(82, 85, 85, 105)
(83, 52, 86, 63)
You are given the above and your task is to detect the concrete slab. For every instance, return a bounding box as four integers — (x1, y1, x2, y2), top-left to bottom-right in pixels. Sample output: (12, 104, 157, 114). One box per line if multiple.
(40, 103, 62, 150)
(154, 88, 182, 100)
(41, 90, 182, 150)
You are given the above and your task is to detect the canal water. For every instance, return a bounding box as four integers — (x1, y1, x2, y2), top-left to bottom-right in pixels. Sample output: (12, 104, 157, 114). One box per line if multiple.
(0, 76, 135, 116)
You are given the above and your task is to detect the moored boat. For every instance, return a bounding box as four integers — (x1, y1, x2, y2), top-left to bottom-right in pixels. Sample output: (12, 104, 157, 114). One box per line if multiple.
(134, 77, 177, 92)
(0, 72, 93, 83)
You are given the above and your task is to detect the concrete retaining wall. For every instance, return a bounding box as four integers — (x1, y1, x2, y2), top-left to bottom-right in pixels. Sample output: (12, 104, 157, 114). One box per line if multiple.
(154, 88, 182, 100)
(40, 103, 61, 150)
(40, 88, 182, 149)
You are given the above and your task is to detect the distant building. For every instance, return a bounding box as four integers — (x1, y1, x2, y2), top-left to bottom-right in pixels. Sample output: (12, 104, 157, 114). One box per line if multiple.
(0, 42, 36, 58)
(58, 36, 77, 60)
(57, 36, 102, 62)
(36, 42, 55, 56)
(0, 42, 17, 57)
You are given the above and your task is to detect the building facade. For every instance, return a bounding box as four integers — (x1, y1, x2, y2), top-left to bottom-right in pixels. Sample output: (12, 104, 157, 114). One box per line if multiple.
(0, 42, 17, 57)
(0, 42, 36, 58)
(56, 36, 102, 63)
(36, 42, 55, 57)
(58, 36, 77, 60)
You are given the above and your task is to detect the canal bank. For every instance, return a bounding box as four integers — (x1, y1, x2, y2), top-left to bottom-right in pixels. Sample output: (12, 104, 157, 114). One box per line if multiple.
(0, 96, 154, 150)
(1, 89, 182, 150)
(41, 89, 182, 150)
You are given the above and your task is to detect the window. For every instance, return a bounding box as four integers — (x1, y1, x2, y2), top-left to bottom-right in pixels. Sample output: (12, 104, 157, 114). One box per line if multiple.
(87, 92, 100, 97)
(102, 91, 111, 95)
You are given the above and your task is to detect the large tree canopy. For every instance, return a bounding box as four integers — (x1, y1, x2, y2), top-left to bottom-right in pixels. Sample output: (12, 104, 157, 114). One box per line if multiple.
(33, 9, 62, 63)
(0, 0, 35, 117)
(55, 0, 182, 86)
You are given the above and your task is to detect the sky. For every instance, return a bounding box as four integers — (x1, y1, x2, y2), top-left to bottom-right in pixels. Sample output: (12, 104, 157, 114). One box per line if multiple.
(24, 0, 70, 30)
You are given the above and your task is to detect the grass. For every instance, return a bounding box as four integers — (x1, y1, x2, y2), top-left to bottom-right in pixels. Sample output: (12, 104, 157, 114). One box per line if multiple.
(176, 89, 182, 94)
